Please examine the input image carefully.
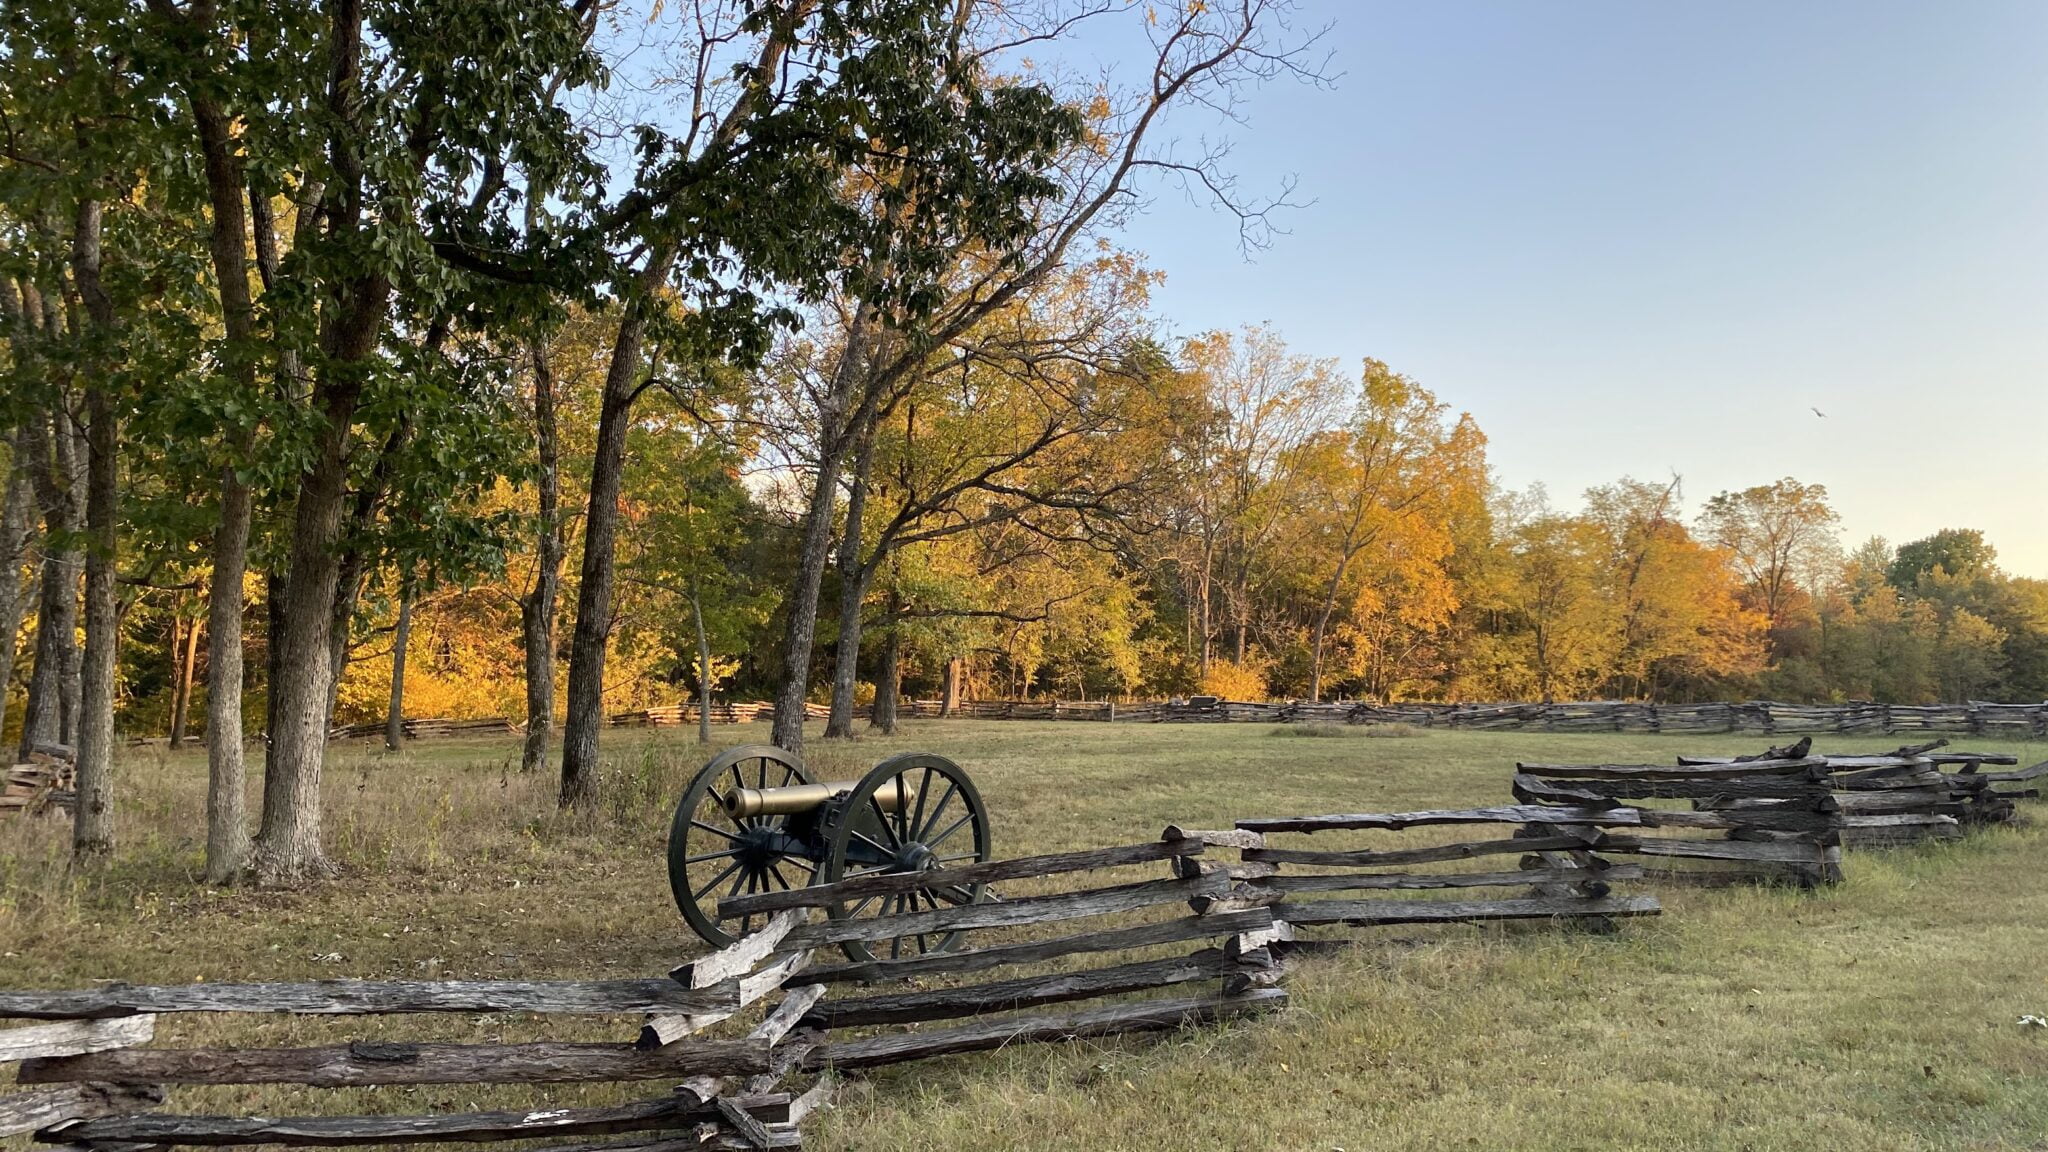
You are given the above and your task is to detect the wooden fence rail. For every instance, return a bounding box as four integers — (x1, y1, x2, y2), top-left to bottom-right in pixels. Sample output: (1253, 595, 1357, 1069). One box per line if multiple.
(1, 918, 821, 1149)
(302, 698, 2048, 747)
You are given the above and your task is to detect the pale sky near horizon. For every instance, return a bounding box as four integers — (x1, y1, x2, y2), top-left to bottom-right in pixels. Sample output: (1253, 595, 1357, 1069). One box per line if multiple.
(1083, 1, 2048, 576)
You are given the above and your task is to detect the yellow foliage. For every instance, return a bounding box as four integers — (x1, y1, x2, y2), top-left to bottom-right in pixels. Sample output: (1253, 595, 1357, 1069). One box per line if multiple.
(1200, 657, 1271, 701)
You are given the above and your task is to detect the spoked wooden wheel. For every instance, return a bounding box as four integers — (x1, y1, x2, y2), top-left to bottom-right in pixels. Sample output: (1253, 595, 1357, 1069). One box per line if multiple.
(819, 752, 994, 963)
(666, 745, 817, 948)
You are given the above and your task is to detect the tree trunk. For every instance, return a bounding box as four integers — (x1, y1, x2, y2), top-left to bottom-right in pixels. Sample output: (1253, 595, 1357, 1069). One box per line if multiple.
(691, 580, 712, 745)
(56, 410, 85, 749)
(561, 249, 674, 811)
(169, 605, 200, 749)
(254, 357, 370, 882)
(1306, 542, 1364, 705)
(823, 425, 877, 740)
(940, 656, 961, 716)
(204, 471, 253, 883)
(385, 583, 413, 751)
(770, 313, 873, 754)
(519, 339, 563, 774)
(322, 418, 413, 733)
(253, 0, 391, 884)
(72, 198, 119, 859)
(18, 402, 78, 763)
(264, 568, 285, 747)
(0, 428, 33, 745)
(870, 604, 900, 735)
(183, 72, 262, 882)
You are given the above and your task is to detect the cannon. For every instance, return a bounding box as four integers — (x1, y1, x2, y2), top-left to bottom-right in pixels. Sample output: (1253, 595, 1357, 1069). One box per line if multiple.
(666, 745, 993, 960)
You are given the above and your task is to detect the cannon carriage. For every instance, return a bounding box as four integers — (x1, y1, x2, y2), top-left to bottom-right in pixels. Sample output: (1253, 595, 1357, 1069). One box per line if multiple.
(667, 745, 993, 960)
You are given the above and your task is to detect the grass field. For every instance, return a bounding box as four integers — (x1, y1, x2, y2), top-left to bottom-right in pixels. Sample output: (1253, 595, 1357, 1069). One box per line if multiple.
(4, 721, 2047, 1151)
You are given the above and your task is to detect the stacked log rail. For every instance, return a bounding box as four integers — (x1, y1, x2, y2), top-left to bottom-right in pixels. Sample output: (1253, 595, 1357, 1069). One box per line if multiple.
(1512, 756, 1846, 887)
(1215, 809, 1661, 942)
(712, 834, 1289, 1075)
(1681, 739, 2039, 848)
(0, 926, 824, 1150)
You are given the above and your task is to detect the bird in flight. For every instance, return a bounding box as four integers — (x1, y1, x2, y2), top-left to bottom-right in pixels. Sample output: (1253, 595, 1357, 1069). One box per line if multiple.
(1811, 407, 1826, 418)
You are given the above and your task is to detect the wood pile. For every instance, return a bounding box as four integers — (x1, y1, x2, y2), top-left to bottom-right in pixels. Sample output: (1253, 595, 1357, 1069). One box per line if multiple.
(1220, 809, 1662, 939)
(1, 745, 75, 817)
(0, 927, 823, 1149)
(1512, 744, 1847, 887)
(711, 833, 1289, 1076)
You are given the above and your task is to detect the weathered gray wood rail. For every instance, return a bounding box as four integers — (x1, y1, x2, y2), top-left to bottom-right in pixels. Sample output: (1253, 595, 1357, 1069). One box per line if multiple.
(2, 920, 818, 1149)
(320, 698, 2048, 745)
(1512, 747, 1846, 886)
(1219, 808, 1663, 940)
(0, 978, 742, 1021)
(714, 833, 1291, 1082)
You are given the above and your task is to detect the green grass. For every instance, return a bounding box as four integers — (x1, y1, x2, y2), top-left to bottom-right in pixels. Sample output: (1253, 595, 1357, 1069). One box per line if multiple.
(4, 722, 2046, 1151)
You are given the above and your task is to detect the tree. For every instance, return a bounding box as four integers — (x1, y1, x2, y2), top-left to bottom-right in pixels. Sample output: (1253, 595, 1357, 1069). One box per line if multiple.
(1889, 528, 1996, 589)
(1698, 478, 1840, 650)
(559, 0, 1092, 802)
(1497, 511, 1616, 703)
(1587, 479, 1763, 700)
(814, 250, 1163, 736)
(1299, 359, 1484, 702)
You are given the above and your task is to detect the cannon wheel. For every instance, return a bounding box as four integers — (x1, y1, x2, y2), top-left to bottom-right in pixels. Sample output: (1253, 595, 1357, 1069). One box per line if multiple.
(666, 744, 816, 948)
(819, 752, 994, 963)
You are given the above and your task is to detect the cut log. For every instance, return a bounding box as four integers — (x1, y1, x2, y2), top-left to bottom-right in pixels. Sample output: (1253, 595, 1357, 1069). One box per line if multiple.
(780, 872, 1230, 950)
(0, 980, 736, 1022)
(19, 1039, 770, 1087)
(1979, 760, 2048, 783)
(1832, 767, 1948, 791)
(801, 952, 1229, 1028)
(1511, 773, 1832, 802)
(0, 1083, 162, 1139)
(671, 910, 806, 988)
(717, 839, 1204, 919)
(1637, 864, 1803, 887)
(1611, 837, 1828, 863)
(1516, 758, 1824, 780)
(1277, 894, 1661, 927)
(794, 907, 1277, 986)
(803, 989, 1288, 1071)
(1245, 833, 1606, 868)
(0, 1015, 153, 1063)
(1234, 806, 1641, 834)
(1252, 864, 1642, 895)
(1636, 807, 1838, 833)
(37, 1093, 792, 1148)
(513, 1131, 798, 1152)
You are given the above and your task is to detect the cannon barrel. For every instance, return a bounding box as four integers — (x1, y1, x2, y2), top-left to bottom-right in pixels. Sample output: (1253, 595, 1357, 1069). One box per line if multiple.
(724, 777, 916, 820)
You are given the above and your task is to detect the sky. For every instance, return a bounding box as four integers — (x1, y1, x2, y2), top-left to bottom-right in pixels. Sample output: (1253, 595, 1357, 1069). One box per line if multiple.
(1072, 1, 2048, 576)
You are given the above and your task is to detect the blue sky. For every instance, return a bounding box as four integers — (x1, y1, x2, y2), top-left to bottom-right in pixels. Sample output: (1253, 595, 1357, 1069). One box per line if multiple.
(1086, 1, 2048, 575)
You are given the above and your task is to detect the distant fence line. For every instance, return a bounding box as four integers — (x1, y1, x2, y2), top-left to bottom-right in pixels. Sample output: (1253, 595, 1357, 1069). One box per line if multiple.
(308, 697, 2048, 745)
